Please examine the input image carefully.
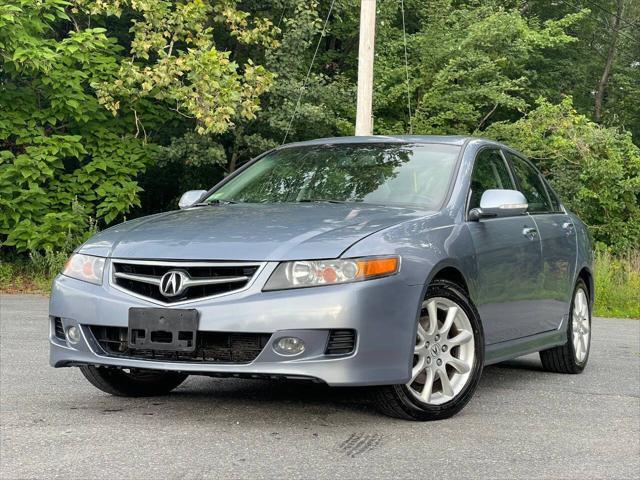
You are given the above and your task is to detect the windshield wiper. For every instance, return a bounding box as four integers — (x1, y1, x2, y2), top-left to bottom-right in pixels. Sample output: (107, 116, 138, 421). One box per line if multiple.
(297, 199, 348, 204)
(191, 199, 238, 207)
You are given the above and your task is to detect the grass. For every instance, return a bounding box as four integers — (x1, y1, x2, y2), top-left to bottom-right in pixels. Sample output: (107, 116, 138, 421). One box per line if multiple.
(0, 252, 63, 294)
(593, 249, 640, 318)
(1, 250, 638, 318)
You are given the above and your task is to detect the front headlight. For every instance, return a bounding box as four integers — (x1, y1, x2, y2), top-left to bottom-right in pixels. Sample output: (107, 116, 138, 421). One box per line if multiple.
(263, 256, 400, 291)
(62, 253, 106, 285)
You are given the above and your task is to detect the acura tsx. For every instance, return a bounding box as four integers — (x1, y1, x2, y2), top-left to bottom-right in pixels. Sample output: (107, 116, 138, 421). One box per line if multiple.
(49, 135, 593, 420)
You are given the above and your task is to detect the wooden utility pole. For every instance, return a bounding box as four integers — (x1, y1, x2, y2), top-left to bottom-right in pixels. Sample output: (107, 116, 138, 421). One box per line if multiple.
(355, 0, 376, 136)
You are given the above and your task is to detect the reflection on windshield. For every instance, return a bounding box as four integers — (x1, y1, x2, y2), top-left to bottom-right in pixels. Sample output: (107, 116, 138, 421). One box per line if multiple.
(207, 143, 460, 209)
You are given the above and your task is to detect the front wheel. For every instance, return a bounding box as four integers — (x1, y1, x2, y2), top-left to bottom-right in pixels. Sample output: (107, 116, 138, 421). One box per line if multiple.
(79, 365, 188, 397)
(373, 279, 484, 421)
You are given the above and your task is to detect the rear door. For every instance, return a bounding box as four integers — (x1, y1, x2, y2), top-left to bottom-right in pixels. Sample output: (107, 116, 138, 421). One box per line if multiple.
(466, 148, 544, 344)
(505, 152, 577, 332)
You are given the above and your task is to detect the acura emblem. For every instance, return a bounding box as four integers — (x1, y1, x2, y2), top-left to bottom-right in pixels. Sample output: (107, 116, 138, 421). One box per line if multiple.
(159, 270, 189, 297)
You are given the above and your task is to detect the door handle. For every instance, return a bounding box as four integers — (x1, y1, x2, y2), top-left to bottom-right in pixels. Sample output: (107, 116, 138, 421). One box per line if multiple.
(522, 227, 538, 240)
(562, 222, 574, 236)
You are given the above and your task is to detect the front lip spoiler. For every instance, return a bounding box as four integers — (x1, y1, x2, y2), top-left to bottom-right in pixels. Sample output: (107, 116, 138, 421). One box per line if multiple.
(57, 361, 325, 382)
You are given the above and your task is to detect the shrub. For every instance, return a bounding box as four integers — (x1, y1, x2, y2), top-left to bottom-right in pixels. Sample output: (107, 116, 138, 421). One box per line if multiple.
(486, 98, 640, 252)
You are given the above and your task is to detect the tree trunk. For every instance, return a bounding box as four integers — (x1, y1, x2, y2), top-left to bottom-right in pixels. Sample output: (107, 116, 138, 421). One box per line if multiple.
(228, 126, 243, 173)
(594, 0, 624, 123)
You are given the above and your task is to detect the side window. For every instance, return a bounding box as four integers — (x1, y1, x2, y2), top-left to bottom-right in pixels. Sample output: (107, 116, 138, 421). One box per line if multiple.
(542, 178, 563, 212)
(506, 153, 553, 214)
(468, 149, 514, 210)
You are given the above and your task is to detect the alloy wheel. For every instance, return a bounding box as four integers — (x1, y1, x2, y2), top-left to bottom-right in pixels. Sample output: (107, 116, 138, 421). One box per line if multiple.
(407, 297, 475, 405)
(572, 288, 590, 363)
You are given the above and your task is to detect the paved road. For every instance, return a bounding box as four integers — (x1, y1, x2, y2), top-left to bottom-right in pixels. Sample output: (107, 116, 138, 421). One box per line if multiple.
(1, 295, 639, 480)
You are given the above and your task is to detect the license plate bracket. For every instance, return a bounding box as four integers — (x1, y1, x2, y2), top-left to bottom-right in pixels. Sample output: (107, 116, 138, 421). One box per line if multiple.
(128, 308, 198, 352)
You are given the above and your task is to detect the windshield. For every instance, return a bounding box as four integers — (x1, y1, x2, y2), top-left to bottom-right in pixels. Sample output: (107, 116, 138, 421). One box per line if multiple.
(205, 143, 460, 209)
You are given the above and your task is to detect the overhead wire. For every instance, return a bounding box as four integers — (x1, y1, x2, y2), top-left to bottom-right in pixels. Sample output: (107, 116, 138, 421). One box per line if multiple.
(581, 0, 640, 31)
(400, 0, 414, 134)
(282, 0, 337, 144)
(558, 0, 639, 45)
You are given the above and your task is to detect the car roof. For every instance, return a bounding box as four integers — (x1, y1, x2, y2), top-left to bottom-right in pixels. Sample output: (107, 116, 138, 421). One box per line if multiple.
(280, 135, 473, 148)
(278, 135, 525, 160)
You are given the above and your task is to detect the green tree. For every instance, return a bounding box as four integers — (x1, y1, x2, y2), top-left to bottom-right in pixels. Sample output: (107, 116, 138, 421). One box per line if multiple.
(141, 0, 356, 212)
(0, 0, 278, 252)
(486, 97, 640, 251)
(523, 0, 640, 141)
(373, 0, 586, 134)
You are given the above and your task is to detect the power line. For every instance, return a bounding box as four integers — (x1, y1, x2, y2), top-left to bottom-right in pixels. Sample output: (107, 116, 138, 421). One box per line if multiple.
(400, 0, 413, 134)
(581, 0, 640, 31)
(282, 0, 336, 144)
(558, 0, 640, 46)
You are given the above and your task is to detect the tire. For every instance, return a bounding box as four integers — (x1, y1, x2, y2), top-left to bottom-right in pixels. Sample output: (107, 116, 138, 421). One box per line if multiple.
(373, 279, 484, 421)
(79, 365, 188, 397)
(540, 279, 591, 374)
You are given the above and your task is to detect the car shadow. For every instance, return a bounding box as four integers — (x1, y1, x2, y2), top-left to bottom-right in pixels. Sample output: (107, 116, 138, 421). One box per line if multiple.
(488, 354, 546, 372)
(173, 377, 382, 417)
(74, 355, 551, 422)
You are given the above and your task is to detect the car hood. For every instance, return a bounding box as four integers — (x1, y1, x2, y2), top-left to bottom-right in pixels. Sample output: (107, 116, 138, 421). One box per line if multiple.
(78, 203, 432, 261)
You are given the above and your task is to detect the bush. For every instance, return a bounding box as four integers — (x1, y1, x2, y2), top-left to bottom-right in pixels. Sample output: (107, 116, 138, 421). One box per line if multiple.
(29, 249, 69, 279)
(486, 98, 640, 252)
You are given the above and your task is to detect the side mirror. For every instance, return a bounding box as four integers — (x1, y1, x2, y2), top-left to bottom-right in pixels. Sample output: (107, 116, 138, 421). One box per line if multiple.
(178, 190, 207, 209)
(469, 189, 528, 221)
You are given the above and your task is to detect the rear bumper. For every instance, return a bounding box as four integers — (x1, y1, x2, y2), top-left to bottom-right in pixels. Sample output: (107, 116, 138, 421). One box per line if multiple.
(49, 262, 423, 386)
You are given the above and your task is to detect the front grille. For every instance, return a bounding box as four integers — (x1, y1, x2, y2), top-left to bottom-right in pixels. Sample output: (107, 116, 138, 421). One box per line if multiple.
(111, 260, 262, 304)
(88, 326, 271, 364)
(53, 317, 65, 340)
(325, 329, 356, 355)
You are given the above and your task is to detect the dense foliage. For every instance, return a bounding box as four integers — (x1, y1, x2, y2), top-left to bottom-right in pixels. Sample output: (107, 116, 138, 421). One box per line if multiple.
(1, 0, 639, 253)
(487, 98, 640, 251)
(0, 0, 277, 251)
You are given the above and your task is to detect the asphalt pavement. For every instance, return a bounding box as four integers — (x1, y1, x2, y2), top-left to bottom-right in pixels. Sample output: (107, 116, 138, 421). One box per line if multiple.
(1, 294, 639, 479)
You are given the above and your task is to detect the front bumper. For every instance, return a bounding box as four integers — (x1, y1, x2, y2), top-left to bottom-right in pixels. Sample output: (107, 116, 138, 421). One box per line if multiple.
(49, 261, 423, 386)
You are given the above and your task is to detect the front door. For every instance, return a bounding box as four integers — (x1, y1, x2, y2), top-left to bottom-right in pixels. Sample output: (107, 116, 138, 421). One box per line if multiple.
(466, 148, 544, 344)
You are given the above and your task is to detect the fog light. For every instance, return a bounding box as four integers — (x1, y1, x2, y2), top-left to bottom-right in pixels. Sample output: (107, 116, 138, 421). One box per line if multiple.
(273, 337, 305, 356)
(66, 326, 81, 344)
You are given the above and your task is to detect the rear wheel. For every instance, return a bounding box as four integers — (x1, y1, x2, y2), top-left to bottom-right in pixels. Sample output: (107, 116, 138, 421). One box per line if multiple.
(540, 279, 591, 374)
(79, 365, 188, 397)
(373, 280, 484, 421)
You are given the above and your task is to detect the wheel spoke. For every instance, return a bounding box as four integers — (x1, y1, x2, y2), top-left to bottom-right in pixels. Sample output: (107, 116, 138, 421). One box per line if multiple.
(439, 306, 458, 336)
(579, 334, 588, 357)
(416, 323, 428, 341)
(410, 358, 426, 383)
(439, 370, 454, 397)
(448, 357, 470, 374)
(577, 292, 584, 312)
(426, 300, 438, 335)
(449, 330, 473, 346)
(420, 368, 434, 402)
(581, 302, 589, 318)
(574, 334, 582, 358)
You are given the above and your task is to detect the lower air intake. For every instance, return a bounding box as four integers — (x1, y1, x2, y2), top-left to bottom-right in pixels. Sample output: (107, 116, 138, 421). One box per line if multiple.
(325, 329, 356, 356)
(53, 317, 65, 340)
(87, 326, 270, 364)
